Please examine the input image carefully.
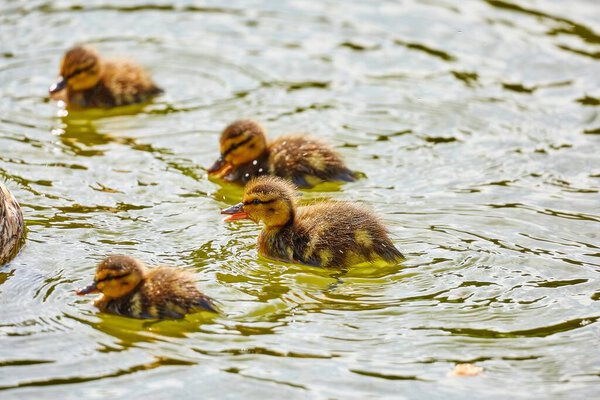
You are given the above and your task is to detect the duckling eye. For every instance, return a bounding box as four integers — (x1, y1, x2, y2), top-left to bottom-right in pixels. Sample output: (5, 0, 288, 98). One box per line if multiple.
(244, 198, 276, 206)
(96, 272, 129, 283)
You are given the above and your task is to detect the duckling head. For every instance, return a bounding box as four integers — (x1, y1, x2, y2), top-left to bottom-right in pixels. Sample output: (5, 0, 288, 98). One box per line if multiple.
(49, 46, 102, 94)
(77, 255, 144, 299)
(222, 176, 296, 228)
(208, 120, 267, 178)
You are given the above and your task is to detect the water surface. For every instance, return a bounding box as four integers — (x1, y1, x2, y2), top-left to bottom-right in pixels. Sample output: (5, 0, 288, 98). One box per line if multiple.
(1, 0, 599, 398)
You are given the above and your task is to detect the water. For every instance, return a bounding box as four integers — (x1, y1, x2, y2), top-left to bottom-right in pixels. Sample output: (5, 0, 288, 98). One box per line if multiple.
(1, 0, 599, 398)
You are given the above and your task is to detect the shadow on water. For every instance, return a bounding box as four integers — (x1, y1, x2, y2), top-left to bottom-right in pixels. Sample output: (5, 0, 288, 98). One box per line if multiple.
(66, 309, 220, 346)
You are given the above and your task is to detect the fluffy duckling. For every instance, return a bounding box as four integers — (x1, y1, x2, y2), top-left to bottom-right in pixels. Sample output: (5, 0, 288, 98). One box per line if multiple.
(221, 176, 404, 268)
(208, 120, 357, 188)
(0, 182, 25, 266)
(77, 255, 217, 319)
(49, 45, 163, 109)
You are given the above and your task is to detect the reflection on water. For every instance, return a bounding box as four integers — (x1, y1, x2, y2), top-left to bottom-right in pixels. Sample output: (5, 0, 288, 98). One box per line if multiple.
(57, 117, 136, 157)
(1, 0, 599, 398)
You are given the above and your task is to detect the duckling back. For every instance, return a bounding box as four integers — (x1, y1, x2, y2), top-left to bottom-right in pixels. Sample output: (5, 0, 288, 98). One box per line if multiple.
(103, 267, 216, 319)
(268, 134, 356, 187)
(261, 201, 404, 269)
(66, 60, 162, 109)
(0, 183, 25, 266)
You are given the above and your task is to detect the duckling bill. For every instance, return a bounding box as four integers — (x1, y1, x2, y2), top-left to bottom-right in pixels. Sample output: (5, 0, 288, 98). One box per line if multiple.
(222, 176, 404, 269)
(49, 45, 163, 109)
(209, 119, 357, 188)
(0, 182, 25, 266)
(77, 255, 217, 319)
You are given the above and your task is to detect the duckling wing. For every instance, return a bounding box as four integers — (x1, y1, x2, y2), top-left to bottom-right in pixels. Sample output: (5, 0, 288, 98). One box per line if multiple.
(269, 135, 355, 187)
(143, 268, 217, 319)
(100, 60, 163, 106)
(151, 294, 217, 319)
(296, 202, 404, 268)
(0, 184, 25, 266)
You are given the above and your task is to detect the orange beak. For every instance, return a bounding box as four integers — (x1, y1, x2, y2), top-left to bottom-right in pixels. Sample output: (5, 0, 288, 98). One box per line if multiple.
(221, 202, 249, 222)
(49, 76, 67, 94)
(76, 282, 99, 295)
(208, 156, 234, 178)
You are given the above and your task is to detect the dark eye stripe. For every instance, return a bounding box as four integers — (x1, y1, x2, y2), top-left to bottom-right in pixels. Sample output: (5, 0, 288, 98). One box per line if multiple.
(222, 136, 253, 158)
(65, 63, 95, 80)
(243, 198, 276, 206)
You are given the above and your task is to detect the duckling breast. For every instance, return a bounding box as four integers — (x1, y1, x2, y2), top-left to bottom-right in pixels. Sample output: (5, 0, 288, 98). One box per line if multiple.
(258, 227, 299, 264)
(222, 153, 270, 185)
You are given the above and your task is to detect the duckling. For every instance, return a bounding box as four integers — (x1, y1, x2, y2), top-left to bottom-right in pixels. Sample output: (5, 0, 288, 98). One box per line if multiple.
(208, 119, 357, 188)
(221, 176, 404, 268)
(0, 182, 25, 266)
(49, 45, 163, 109)
(77, 255, 217, 319)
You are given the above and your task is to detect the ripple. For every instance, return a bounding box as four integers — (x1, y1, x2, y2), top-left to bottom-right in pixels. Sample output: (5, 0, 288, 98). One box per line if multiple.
(484, 0, 600, 44)
(393, 38, 457, 62)
(0, 356, 195, 391)
(194, 345, 333, 360)
(428, 315, 599, 339)
(350, 369, 425, 381)
(0, 360, 53, 367)
(20, 3, 244, 16)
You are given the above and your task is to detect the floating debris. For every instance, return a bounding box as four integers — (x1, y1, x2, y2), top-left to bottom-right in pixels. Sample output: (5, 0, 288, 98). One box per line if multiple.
(451, 363, 483, 377)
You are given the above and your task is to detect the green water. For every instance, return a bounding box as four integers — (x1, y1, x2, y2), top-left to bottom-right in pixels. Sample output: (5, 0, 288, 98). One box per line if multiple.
(1, 0, 599, 398)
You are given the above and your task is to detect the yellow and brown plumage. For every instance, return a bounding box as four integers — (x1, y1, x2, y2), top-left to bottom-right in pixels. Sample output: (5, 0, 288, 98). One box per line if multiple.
(77, 255, 217, 319)
(221, 176, 404, 268)
(208, 119, 357, 188)
(0, 182, 25, 266)
(49, 45, 163, 109)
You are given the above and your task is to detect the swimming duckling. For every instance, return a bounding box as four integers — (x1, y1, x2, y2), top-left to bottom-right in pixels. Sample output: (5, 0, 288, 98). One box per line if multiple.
(0, 182, 25, 266)
(221, 176, 404, 268)
(208, 119, 357, 188)
(49, 45, 163, 109)
(77, 255, 217, 319)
